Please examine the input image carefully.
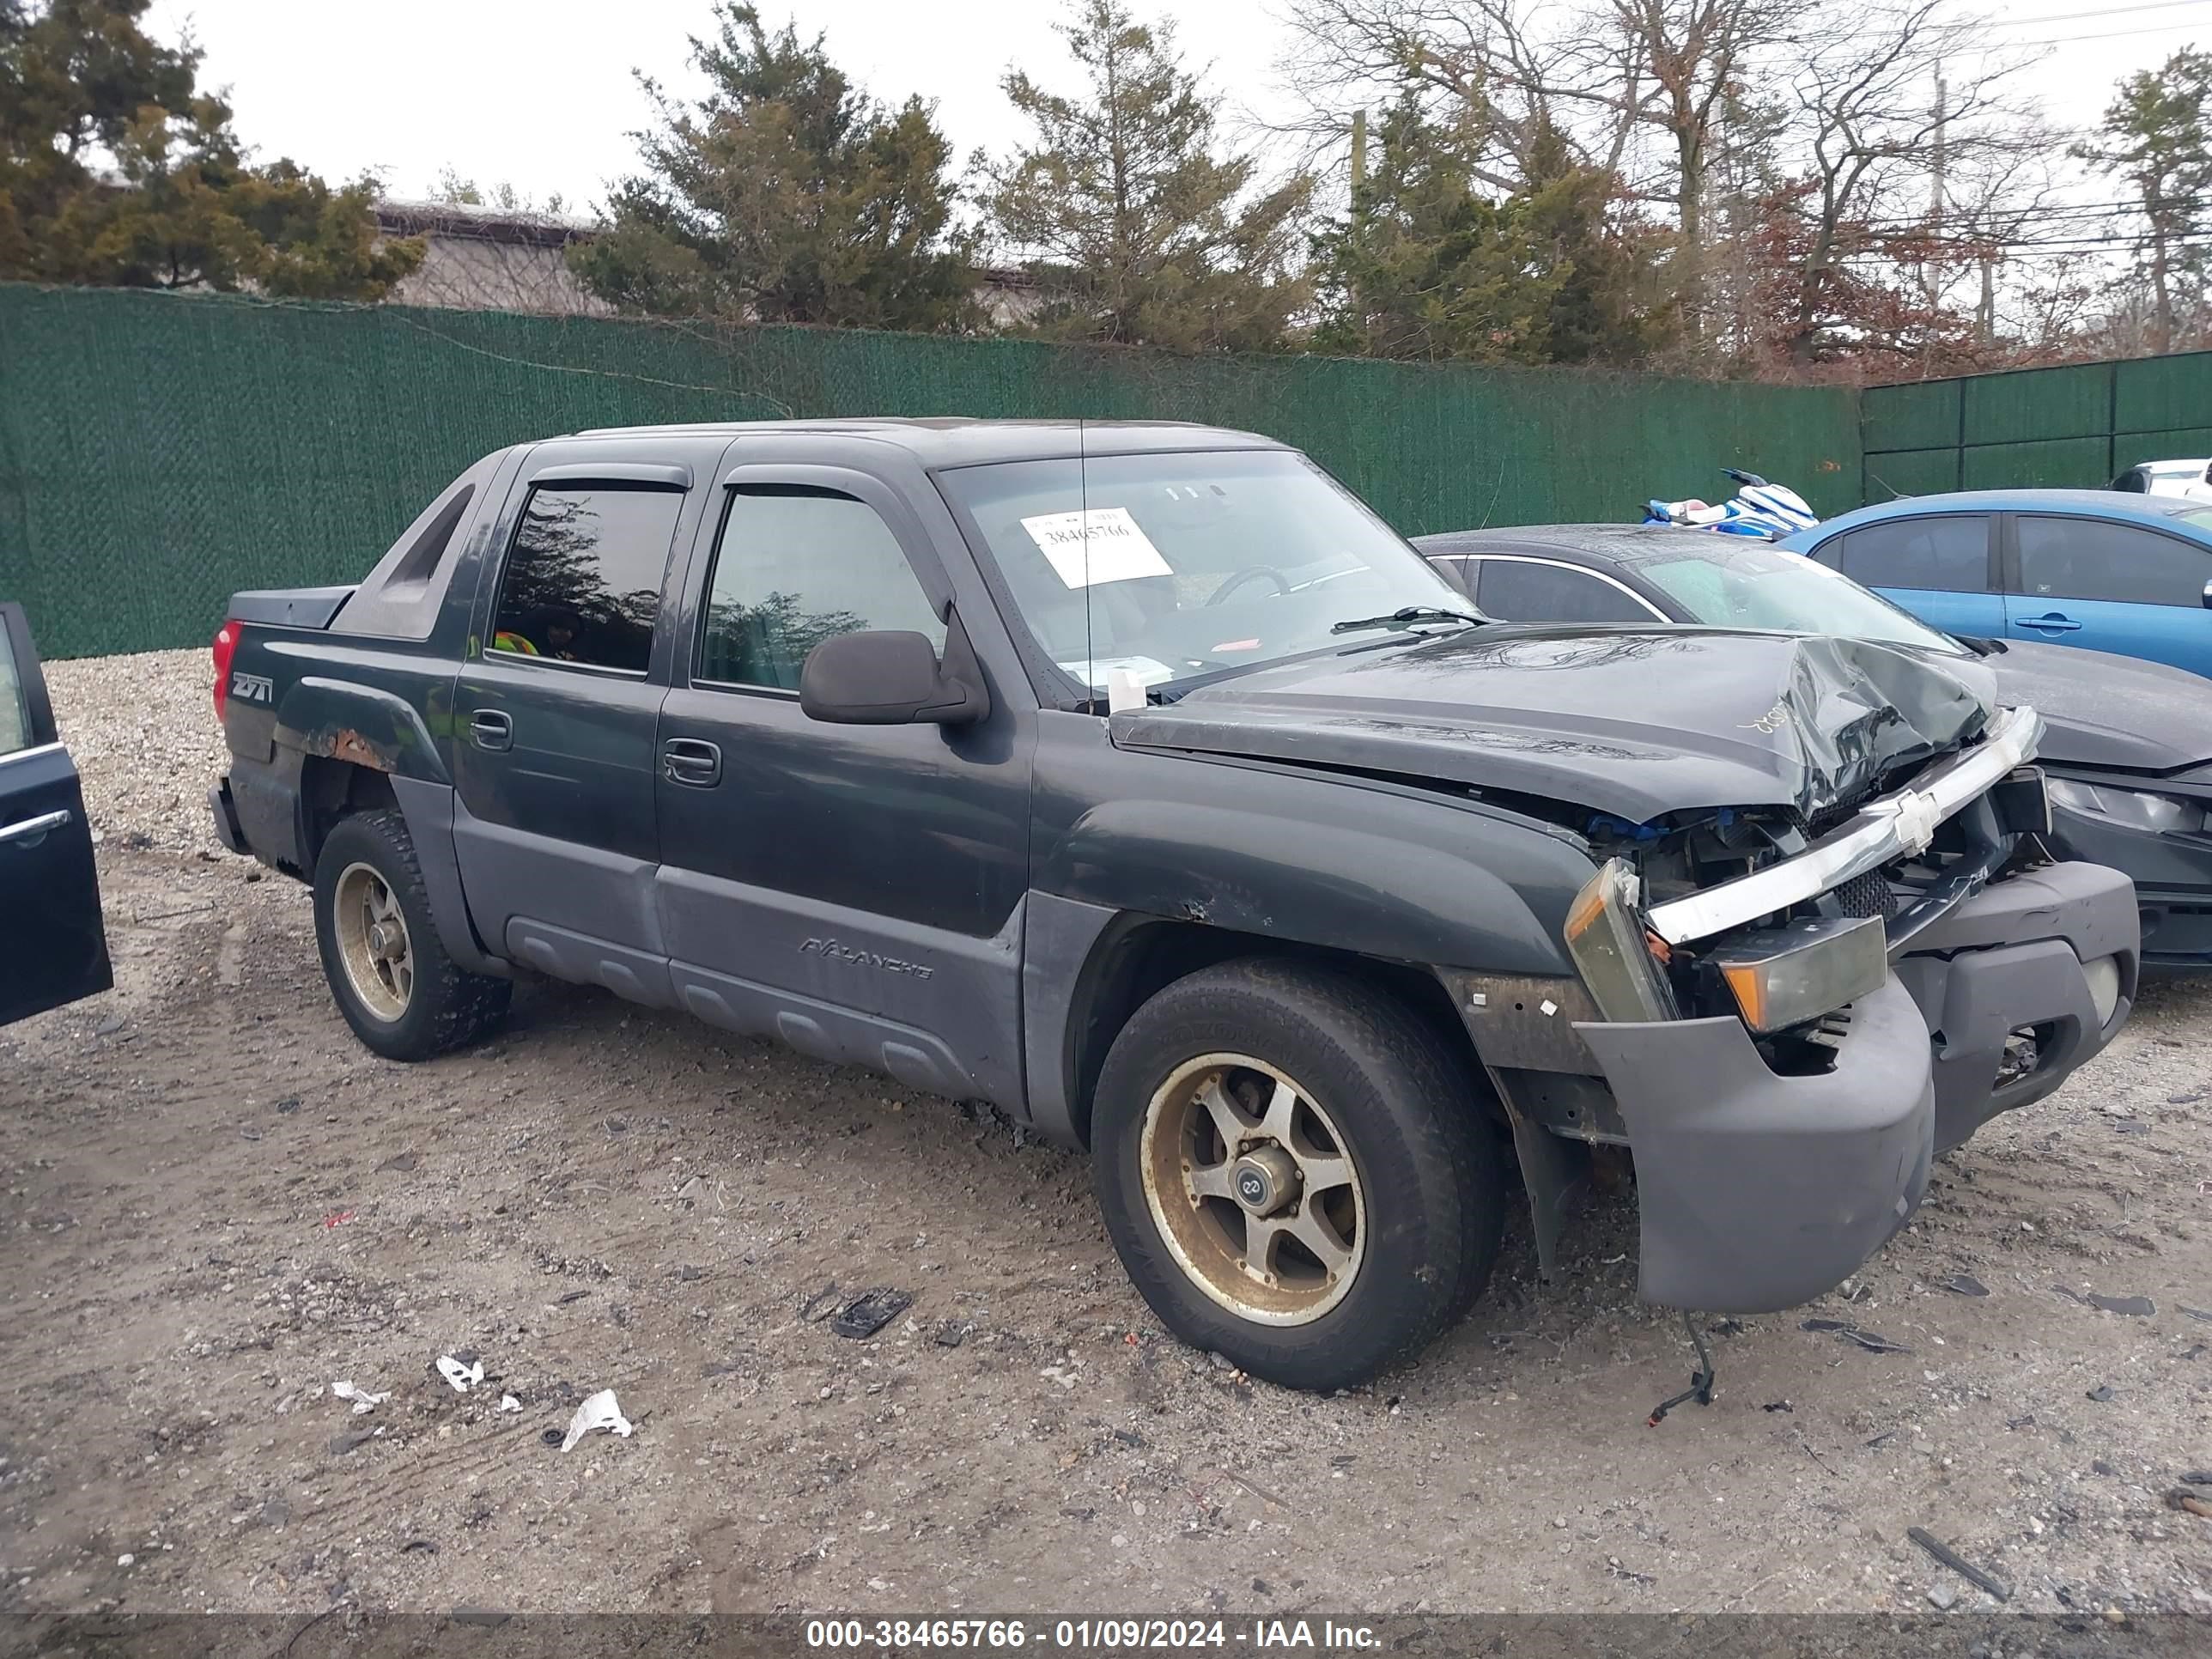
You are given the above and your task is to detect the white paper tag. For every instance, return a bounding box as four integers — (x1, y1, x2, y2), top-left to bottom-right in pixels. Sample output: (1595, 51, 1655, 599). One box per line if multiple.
(1055, 655, 1176, 691)
(1020, 507, 1173, 588)
(1105, 669, 1148, 714)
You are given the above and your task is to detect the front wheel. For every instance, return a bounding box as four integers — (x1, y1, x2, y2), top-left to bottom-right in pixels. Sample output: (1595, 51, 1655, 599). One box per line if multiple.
(1091, 958, 1504, 1391)
(313, 808, 510, 1061)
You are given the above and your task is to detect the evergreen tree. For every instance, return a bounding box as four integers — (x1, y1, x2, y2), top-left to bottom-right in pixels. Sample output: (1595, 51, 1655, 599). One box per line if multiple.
(1310, 102, 1665, 364)
(987, 0, 1311, 352)
(572, 3, 975, 331)
(0, 0, 418, 297)
(2076, 48, 2212, 356)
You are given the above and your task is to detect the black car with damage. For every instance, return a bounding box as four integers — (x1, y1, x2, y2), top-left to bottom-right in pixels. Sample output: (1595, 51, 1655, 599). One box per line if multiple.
(206, 421, 2136, 1389)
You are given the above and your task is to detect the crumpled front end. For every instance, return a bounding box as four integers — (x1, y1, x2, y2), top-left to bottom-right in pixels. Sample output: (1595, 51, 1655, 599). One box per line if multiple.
(1448, 702, 2139, 1316)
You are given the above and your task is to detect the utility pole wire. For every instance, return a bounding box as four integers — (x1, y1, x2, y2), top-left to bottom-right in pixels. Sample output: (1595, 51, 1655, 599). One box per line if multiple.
(2001, 0, 2211, 24)
(2013, 20, 2212, 45)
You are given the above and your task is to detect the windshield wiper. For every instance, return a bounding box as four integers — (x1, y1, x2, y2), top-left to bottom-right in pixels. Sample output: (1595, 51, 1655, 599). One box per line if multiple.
(1328, 605, 1491, 635)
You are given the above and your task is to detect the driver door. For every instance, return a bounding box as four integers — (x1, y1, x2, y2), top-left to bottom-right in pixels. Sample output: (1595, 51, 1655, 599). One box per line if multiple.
(0, 604, 112, 1026)
(652, 455, 1035, 1109)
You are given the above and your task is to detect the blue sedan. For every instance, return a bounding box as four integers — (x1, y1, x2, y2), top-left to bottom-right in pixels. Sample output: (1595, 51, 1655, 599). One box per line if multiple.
(1777, 490, 2212, 679)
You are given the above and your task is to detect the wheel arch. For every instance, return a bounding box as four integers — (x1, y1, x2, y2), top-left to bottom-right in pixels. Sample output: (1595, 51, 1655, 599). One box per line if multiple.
(302, 763, 507, 979)
(1029, 903, 1492, 1152)
(297, 756, 398, 873)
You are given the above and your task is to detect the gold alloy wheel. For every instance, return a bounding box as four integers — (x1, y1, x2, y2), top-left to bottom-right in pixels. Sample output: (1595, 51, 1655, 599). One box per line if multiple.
(1138, 1053, 1367, 1325)
(332, 861, 414, 1022)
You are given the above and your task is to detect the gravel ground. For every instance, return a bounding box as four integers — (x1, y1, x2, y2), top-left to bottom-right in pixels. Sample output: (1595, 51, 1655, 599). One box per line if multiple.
(43, 648, 234, 857)
(3, 649, 2209, 1620)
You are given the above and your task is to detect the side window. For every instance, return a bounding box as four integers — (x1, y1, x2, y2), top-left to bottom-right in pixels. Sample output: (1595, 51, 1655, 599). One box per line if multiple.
(1475, 560, 1657, 625)
(698, 485, 945, 691)
(2015, 516, 2211, 608)
(0, 622, 30, 756)
(1832, 516, 1990, 592)
(489, 484, 685, 673)
(2111, 469, 2148, 494)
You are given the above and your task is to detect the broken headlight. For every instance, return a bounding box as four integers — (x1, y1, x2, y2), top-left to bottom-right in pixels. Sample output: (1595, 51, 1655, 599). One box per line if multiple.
(1563, 858, 1679, 1022)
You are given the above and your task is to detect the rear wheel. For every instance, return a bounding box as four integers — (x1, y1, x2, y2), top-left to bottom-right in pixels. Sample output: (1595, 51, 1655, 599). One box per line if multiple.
(1091, 958, 1504, 1391)
(313, 809, 509, 1060)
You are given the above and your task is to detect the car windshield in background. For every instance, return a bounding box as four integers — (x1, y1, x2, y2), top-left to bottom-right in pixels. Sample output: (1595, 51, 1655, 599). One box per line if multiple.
(935, 449, 1467, 693)
(1630, 537, 1968, 655)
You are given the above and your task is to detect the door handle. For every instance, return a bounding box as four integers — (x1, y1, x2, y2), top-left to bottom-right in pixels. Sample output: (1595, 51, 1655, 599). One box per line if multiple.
(0, 808, 70, 846)
(470, 708, 514, 750)
(2018, 613, 2081, 633)
(662, 738, 722, 787)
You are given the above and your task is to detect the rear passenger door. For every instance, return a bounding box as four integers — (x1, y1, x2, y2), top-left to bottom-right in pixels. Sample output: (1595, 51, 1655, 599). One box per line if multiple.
(449, 442, 726, 1000)
(2004, 514, 2212, 677)
(1811, 514, 2002, 639)
(0, 605, 112, 1026)
(653, 449, 1035, 1109)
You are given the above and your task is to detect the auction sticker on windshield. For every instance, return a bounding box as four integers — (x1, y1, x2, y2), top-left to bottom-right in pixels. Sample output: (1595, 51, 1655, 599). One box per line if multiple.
(1022, 507, 1174, 587)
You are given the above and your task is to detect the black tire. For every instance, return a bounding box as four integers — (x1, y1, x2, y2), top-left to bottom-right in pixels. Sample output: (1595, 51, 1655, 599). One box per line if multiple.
(313, 808, 510, 1061)
(1092, 957, 1505, 1392)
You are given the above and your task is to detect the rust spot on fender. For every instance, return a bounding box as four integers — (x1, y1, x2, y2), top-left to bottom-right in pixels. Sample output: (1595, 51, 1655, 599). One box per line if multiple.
(325, 727, 393, 770)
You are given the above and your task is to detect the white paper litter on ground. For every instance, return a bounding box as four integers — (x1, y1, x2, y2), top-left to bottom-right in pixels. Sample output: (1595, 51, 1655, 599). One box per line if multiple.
(497, 1395, 521, 1413)
(331, 1381, 388, 1414)
(560, 1388, 635, 1451)
(435, 1354, 484, 1394)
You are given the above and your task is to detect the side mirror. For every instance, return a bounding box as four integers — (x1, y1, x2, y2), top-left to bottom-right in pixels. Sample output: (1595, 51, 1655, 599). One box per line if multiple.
(799, 625, 988, 726)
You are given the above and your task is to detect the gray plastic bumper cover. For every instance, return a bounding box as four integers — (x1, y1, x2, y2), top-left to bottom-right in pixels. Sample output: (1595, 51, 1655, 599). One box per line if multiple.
(1576, 976, 1936, 1314)
(1888, 860, 2137, 1153)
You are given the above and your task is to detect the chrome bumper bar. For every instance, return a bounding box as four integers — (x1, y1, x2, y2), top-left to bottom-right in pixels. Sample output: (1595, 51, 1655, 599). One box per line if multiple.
(1645, 705, 2045, 946)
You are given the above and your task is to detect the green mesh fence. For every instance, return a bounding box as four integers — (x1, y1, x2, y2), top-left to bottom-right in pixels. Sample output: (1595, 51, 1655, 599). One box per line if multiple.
(1861, 447, 1959, 498)
(1863, 348, 2212, 501)
(0, 284, 1860, 659)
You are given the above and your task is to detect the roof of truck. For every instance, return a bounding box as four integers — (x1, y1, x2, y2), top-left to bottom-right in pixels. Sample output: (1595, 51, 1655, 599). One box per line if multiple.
(558, 417, 1283, 467)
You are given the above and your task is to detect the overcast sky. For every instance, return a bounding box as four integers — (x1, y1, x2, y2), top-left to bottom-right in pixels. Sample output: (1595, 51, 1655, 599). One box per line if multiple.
(143, 0, 2212, 214)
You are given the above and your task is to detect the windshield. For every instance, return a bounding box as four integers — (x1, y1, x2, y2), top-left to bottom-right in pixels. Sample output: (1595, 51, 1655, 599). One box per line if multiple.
(935, 448, 1467, 694)
(1633, 538, 1969, 655)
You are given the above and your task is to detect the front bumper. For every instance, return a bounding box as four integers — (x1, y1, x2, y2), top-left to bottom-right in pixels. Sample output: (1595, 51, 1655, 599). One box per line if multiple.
(1889, 860, 2137, 1152)
(1573, 860, 2136, 1314)
(1577, 977, 1935, 1313)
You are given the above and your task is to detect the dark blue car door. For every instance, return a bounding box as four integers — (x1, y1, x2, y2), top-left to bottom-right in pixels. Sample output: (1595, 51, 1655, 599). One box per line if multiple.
(0, 604, 112, 1026)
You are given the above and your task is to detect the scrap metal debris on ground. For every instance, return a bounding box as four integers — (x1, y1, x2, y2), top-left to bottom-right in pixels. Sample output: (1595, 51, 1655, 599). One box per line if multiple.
(1908, 1526, 2012, 1602)
(1801, 1318, 1912, 1354)
(830, 1289, 914, 1340)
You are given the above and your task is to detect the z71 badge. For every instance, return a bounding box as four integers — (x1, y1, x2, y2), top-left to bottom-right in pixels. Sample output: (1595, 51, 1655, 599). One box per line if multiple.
(229, 672, 274, 705)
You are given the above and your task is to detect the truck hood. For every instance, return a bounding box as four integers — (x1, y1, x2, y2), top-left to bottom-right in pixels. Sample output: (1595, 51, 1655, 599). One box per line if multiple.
(1114, 627, 1999, 824)
(1978, 640, 2212, 774)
